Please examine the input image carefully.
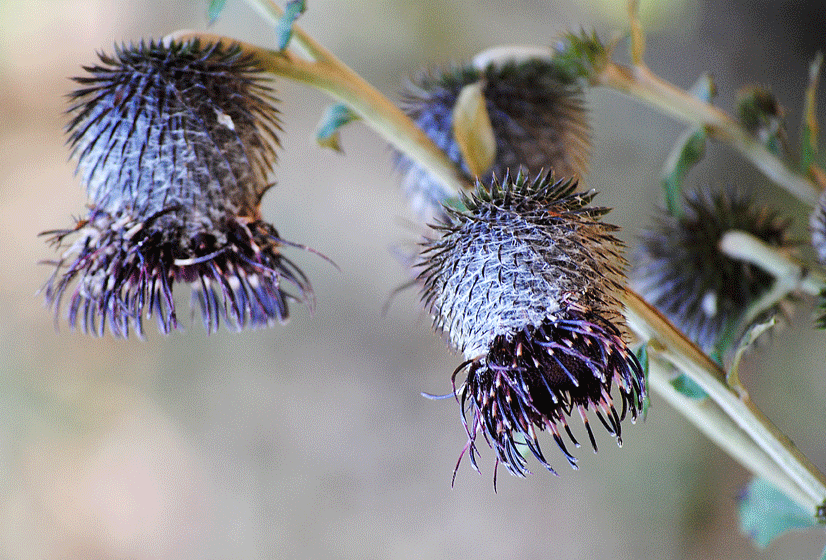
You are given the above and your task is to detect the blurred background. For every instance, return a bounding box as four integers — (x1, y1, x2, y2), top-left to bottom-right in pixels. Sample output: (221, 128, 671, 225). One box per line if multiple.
(1, 0, 825, 558)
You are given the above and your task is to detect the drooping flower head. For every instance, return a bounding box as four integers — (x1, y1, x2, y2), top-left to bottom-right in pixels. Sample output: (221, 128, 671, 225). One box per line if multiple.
(396, 59, 590, 221)
(42, 39, 312, 337)
(418, 171, 644, 481)
(632, 186, 791, 353)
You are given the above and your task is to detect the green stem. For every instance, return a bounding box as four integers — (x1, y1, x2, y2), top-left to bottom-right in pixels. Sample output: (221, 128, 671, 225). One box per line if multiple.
(241, 0, 330, 62)
(646, 353, 812, 511)
(719, 230, 826, 297)
(472, 43, 821, 206)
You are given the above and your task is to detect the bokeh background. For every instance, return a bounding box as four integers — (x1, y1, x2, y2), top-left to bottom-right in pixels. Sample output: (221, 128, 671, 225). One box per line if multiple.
(1, 0, 825, 558)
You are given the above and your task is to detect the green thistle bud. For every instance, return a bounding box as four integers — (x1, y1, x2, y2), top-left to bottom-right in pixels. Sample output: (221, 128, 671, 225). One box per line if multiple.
(42, 39, 312, 338)
(632, 187, 791, 352)
(396, 59, 590, 221)
(418, 171, 644, 482)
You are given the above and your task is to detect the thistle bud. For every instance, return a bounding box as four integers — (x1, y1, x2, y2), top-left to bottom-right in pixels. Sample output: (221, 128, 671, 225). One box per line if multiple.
(42, 40, 311, 338)
(396, 59, 590, 221)
(632, 187, 791, 352)
(418, 171, 644, 480)
(736, 86, 787, 155)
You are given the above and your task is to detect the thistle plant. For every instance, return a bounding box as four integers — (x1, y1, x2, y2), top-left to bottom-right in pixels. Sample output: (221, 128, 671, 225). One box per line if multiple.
(38, 0, 826, 556)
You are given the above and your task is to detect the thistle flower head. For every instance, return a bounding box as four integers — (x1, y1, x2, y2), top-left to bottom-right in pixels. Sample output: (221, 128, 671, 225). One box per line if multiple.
(42, 39, 312, 337)
(632, 187, 791, 352)
(396, 59, 590, 221)
(418, 171, 644, 480)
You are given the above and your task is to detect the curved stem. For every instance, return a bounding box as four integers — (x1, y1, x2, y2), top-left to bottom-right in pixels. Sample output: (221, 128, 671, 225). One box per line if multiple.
(594, 63, 820, 205)
(241, 0, 331, 62)
(471, 44, 821, 206)
(646, 353, 813, 511)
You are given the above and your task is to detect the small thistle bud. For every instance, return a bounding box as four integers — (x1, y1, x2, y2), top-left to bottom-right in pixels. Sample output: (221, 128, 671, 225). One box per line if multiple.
(632, 187, 791, 352)
(418, 171, 644, 480)
(42, 39, 312, 337)
(736, 86, 788, 155)
(396, 59, 590, 221)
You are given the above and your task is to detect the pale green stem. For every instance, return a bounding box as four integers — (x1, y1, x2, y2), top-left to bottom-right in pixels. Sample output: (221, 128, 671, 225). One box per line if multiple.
(241, 0, 331, 62)
(624, 289, 826, 516)
(720, 230, 826, 297)
(717, 229, 826, 346)
(472, 44, 821, 206)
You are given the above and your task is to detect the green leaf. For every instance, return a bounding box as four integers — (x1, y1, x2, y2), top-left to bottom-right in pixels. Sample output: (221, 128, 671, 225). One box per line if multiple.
(634, 343, 651, 418)
(207, 0, 229, 24)
(727, 316, 775, 394)
(275, 0, 307, 50)
(660, 74, 714, 217)
(670, 372, 708, 400)
(739, 477, 817, 548)
(661, 127, 706, 217)
(451, 81, 496, 178)
(801, 52, 823, 173)
(315, 103, 360, 152)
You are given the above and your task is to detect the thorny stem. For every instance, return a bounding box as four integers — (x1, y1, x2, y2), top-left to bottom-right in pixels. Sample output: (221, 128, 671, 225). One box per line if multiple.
(173, 5, 826, 518)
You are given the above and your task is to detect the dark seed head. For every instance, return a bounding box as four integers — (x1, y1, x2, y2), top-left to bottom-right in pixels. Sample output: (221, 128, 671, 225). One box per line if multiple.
(632, 186, 791, 352)
(42, 39, 311, 337)
(418, 171, 644, 480)
(396, 59, 590, 221)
